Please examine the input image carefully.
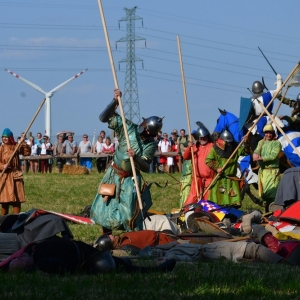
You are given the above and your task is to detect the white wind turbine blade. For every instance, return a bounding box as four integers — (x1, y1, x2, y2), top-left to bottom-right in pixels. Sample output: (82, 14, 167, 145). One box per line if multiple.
(5, 68, 47, 95)
(92, 128, 97, 146)
(49, 68, 88, 95)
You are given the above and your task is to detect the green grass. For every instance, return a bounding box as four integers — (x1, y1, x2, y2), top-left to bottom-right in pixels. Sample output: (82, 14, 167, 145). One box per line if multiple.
(1, 170, 298, 300)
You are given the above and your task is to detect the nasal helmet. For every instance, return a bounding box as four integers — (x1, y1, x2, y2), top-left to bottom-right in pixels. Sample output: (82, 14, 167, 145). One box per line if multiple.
(139, 116, 163, 137)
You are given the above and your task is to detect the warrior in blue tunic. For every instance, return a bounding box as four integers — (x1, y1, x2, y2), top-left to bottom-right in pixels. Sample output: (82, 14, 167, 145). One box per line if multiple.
(91, 89, 163, 232)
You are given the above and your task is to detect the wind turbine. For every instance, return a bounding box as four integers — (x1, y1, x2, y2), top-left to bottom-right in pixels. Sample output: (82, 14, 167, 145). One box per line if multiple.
(5, 68, 88, 138)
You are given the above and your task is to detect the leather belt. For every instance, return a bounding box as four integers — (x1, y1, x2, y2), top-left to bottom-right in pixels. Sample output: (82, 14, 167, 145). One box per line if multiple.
(111, 161, 131, 178)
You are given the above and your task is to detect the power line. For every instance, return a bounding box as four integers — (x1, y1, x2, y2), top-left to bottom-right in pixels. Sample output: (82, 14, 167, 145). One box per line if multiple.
(138, 7, 300, 44)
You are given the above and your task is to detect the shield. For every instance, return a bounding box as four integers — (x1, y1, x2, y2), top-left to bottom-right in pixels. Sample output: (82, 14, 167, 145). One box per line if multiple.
(239, 97, 253, 131)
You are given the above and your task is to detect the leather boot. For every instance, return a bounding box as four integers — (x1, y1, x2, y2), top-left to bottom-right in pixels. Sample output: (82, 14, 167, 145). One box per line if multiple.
(251, 225, 280, 253)
(241, 211, 262, 234)
(113, 257, 176, 273)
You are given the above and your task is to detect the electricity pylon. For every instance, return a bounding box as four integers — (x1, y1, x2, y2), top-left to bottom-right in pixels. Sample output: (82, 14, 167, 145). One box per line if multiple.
(116, 6, 145, 124)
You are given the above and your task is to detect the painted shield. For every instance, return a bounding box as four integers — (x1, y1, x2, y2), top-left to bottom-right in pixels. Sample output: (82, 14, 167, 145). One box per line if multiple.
(239, 97, 253, 131)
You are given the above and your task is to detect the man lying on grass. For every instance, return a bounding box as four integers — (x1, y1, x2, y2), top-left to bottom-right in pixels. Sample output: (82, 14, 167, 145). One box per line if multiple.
(0, 237, 176, 274)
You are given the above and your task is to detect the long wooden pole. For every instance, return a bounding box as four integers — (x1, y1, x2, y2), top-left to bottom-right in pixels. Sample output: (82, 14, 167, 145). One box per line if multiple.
(97, 1, 145, 219)
(202, 62, 300, 197)
(0, 98, 46, 179)
(257, 100, 300, 157)
(177, 36, 199, 199)
(273, 86, 290, 117)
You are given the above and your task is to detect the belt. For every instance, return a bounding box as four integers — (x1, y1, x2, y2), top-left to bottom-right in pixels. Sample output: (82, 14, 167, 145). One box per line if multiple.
(111, 161, 131, 178)
(226, 176, 243, 181)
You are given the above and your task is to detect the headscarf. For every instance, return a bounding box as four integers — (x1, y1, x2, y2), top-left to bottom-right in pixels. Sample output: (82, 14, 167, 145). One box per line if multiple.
(2, 128, 16, 145)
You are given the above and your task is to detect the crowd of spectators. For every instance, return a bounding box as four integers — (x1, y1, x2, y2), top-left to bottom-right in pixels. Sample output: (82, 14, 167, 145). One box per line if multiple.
(149, 128, 186, 174)
(15, 130, 118, 174)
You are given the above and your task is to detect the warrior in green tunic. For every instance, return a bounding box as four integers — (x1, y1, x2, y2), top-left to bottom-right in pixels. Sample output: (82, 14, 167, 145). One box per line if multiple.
(205, 130, 250, 206)
(253, 124, 281, 209)
(179, 154, 192, 208)
(91, 89, 163, 233)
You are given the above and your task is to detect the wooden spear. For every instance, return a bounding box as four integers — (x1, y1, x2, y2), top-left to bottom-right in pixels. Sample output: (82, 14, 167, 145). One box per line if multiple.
(0, 98, 46, 179)
(248, 89, 300, 157)
(272, 85, 290, 118)
(202, 62, 300, 197)
(97, 0, 145, 223)
(177, 36, 200, 200)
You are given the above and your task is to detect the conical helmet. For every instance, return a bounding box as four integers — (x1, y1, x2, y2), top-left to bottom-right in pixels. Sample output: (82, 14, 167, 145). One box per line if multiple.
(193, 121, 210, 139)
(139, 116, 163, 137)
(220, 130, 233, 142)
(252, 81, 264, 94)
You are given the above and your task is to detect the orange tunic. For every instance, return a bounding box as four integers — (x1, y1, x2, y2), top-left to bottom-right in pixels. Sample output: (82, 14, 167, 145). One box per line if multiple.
(183, 142, 215, 205)
(0, 143, 31, 203)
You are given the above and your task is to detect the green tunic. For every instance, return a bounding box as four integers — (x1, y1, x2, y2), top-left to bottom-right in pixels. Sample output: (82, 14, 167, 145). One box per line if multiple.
(179, 159, 192, 208)
(254, 139, 281, 204)
(205, 146, 245, 206)
(90, 113, 156, 231)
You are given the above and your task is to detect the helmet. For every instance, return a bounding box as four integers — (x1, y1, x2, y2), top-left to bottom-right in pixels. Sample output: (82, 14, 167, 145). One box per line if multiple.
(192, 127, 209, 140)
(80, 249, 116, 274)
(252, 81, 264, 94)
(194, 121, 210, 138)
(263, 124, 274, 132)
(93, 234, 113, 251)
(139, 116, 163, 137)
(220, 130, 233, 142)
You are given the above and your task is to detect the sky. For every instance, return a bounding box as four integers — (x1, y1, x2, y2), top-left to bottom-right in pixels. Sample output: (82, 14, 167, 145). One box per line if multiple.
(1, 0, 300, 142)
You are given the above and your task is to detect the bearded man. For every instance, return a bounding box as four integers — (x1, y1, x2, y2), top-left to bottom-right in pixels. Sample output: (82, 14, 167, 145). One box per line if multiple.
(205, 130, 250, 206)
(182, 122, 214, 206)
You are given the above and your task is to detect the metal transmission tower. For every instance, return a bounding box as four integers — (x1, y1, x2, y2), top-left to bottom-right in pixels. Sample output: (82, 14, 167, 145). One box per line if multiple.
(116, 7, 145, 123)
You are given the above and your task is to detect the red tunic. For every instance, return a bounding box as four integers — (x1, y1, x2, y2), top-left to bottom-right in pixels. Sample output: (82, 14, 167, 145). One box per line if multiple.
(183, 142, 215, 205)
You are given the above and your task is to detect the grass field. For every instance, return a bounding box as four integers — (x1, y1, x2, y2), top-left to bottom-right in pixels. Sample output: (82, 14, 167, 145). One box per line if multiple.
(1, 170, 300, 300)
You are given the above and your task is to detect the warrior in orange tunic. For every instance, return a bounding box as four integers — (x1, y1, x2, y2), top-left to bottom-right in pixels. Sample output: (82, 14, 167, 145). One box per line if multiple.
(183, 123, 215, 206)
(0, 128, 31, 215)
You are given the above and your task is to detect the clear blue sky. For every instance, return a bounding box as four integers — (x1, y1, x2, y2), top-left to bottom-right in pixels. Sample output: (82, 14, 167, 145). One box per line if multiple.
(0, 0, 299, 141)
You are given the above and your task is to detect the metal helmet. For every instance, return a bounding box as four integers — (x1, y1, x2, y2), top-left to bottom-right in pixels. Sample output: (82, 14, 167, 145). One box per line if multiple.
(220, 130, 233, 142)
(139, 116, 163, 137)
(93, 234, 113, 251)
(252, 81, 264, 94)
(80, 249, 116, 274)
(263, 124, 274, 132)
(195, 121, 210, 138)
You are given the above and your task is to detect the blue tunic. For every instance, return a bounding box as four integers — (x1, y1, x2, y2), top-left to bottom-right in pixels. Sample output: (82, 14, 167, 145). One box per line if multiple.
(90, 113, 156, 231)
